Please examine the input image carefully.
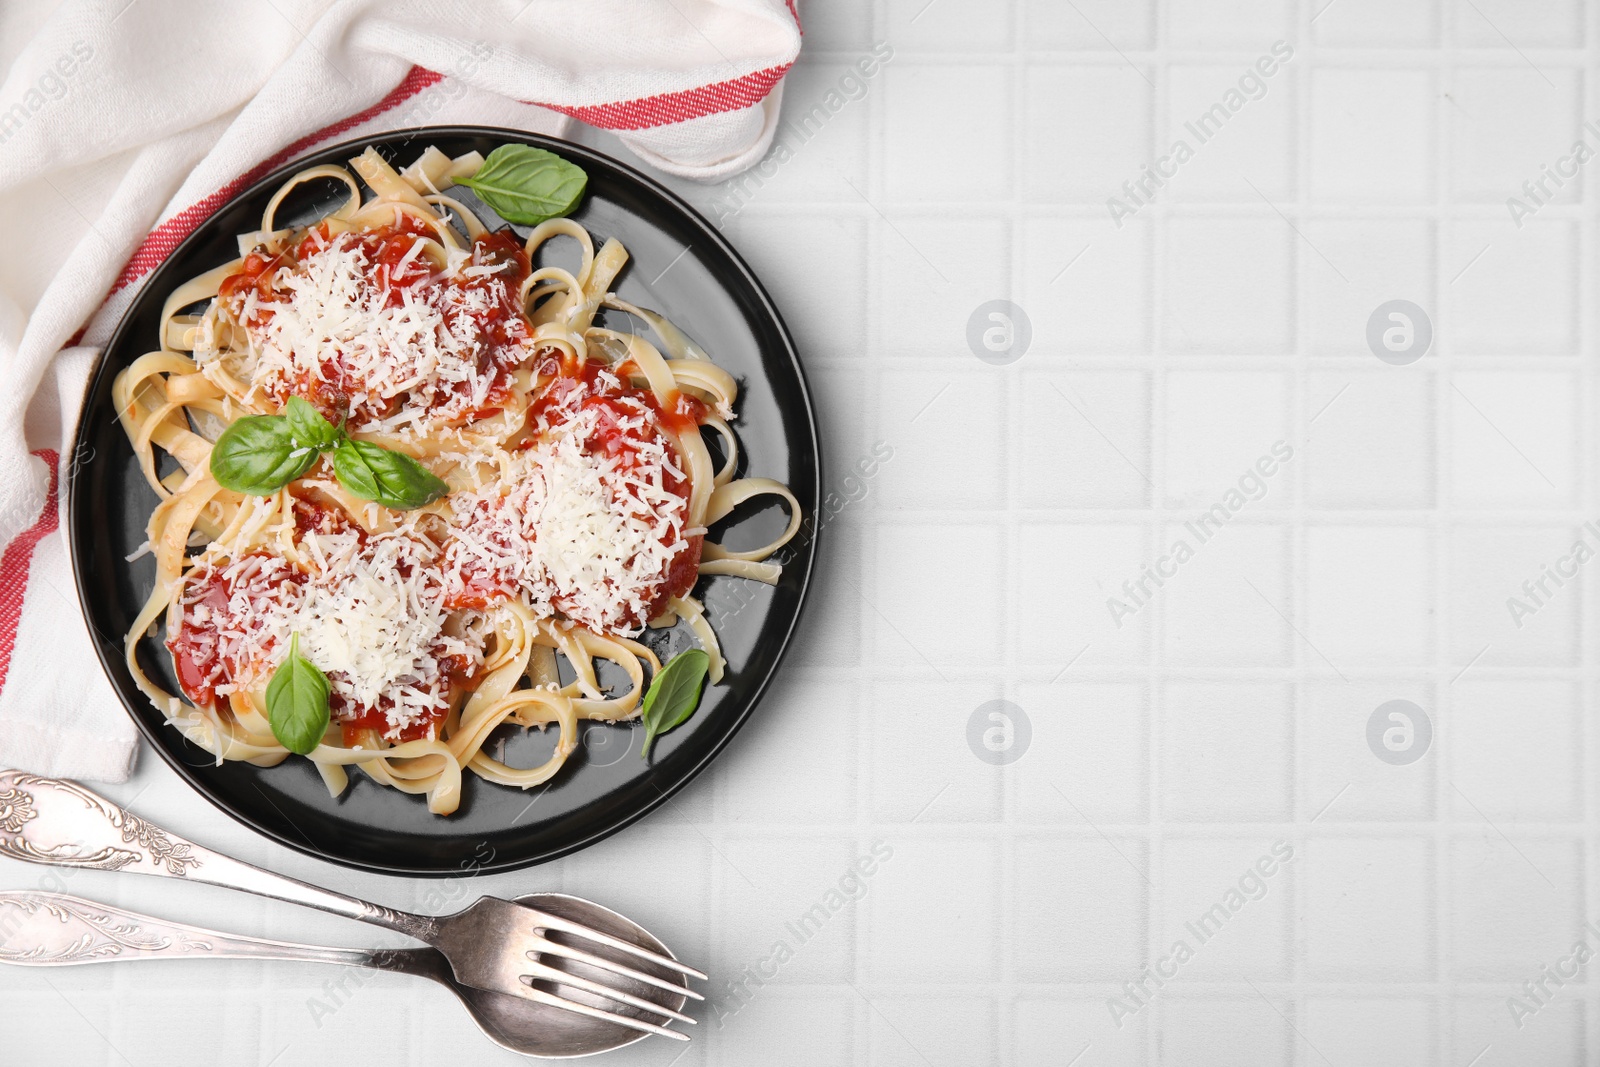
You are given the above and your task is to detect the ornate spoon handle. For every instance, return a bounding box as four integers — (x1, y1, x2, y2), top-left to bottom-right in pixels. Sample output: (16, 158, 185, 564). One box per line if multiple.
(0, 771, 438, 941)
(0, 890, 385, 968)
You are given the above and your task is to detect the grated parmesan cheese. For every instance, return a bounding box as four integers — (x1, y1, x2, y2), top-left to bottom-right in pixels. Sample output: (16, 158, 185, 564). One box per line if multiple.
(211, 228, 531, 433)
(444, 378, 692, 635)
(179, 526, 484, 739)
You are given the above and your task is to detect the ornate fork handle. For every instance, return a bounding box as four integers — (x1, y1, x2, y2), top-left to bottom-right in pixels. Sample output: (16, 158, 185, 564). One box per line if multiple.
(0, 771, 439, 942)
(0, 890, 394, 968)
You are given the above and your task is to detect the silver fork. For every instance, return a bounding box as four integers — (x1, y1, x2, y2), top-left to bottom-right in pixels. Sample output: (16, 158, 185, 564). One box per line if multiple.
(0, 771, 704, 1041)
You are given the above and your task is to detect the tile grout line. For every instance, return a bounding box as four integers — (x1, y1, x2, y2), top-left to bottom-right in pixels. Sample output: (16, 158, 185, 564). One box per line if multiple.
(1145, 1, 1168, 1058)
(854, 2, 886, 1058)
(1002, 3, 1026, 1061)
(1440, 0, 1466, 1050)
(1578, 3, 1598, 1055)
(1290, 2, 1314, 1056)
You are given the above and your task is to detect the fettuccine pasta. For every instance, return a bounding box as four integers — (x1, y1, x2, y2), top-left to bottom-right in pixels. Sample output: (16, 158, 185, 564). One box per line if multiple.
(114, 144, 799, 815)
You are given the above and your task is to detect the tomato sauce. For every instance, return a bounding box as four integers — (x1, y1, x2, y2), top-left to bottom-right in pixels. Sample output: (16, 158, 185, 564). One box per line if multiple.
(334, 646, 479, 745)
(166, 553, 304, 709)
(443, 358, 704, 628)
(220, 221, 536, 427)
(170, 500, 474, 744)
(530, 356, 706, 440)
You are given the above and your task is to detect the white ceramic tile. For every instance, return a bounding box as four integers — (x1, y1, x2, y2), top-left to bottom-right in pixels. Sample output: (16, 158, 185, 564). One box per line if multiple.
(787, 518, 864, 669)
(874, 215, 1010, 358)
(1165, 63, 1296, 202)
(1448, 369, 1577, 506)
(752, 61, 871, 202)
(1017, 995, 1147, 1066)
(714, 836, 859, 984)
(1017, 371, 1152, 508)
(1164, 0, 1292, 47)
(1299, 681, 1436, 822)
(1015, 522, 1152, 667)
(1303, 997, 1437, 1067)
(1016, 833, 1149, 981)
(1311, 69, 1434, 203)
(885, 0, 1013, 52)
(1017, 217, 1152, 355)
(1304, 218, 1434, 357)
(1156, 997, 1291, 1067)
(871, 520, 1004, 668)
(883, 64, 1011, 202)
(1313, 0, 1438, 46)
(1305, 525, 1433, 669)
(1449, 996, 1584, 1067)
(719, 680, 858, 824)
(1159, 525, 1293, 668)
(1162, 369, 1292, 507)
(867, 996, 999, 1067)
(1448, 526, 1581, 667)
(869, 679, 1002, 822)
(793, 0, 874, 53)
(1022, 0, 1156, 50)
(1448, 680, 1582, 821)
(1304, 370, 1435, 508)
(1449, 66, 1583, 203)
(1163, 217, 1294, 352)
(1015, 681, 1148, 824)
(1447, 835, 1584, 980)
(1155, 836, 1294, 979)
(1445, 221, 1577, 355)
(1304, 837, 1435, 980)
(1025, 66, 1153, 204)
(864, 837, 1002, 982)
(706, 989, 855, 1066)
(875, 368, 1005, 509)
(730, 212, 867, 361)
(1161, 683, 1294, 821)
(1452, 0, 1584, 48)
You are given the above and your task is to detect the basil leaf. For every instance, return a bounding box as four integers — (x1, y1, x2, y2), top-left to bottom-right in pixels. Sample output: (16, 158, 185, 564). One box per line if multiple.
(332, 438, 448, 510)
(460, 145, 587, 226)
(265, 633, 331, 756)
(639, 649, 710, 759)
(284, 396, 341, 452)
(210, 414, 320, 495)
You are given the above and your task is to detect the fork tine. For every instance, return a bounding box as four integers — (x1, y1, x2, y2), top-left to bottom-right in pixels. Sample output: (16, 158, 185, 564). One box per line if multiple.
(509, 981, 690, 1042)
(522, 907, 709, 981)
(523, 958, 696, 1025)
(531, 933, 706, 1001)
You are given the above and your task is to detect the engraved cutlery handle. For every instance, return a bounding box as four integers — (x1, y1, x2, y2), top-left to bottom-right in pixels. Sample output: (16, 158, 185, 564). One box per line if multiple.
(0, 891, 382, 968)
(0, 771, 437, 941)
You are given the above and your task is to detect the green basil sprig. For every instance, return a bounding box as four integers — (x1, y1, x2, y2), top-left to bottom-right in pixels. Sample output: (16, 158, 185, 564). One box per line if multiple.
(265, 632, 331, 755)
(208, 409, 322, 494)
(284, 394, 341, 452)
(209, 396, 446, 510)
(458, 145, 587, 226)
(639, 648, 710, 760)
(332, 437, 448, 510)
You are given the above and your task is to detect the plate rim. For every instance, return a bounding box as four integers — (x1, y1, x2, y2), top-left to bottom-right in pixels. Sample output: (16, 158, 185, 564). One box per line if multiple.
(67, 124, 822, 877)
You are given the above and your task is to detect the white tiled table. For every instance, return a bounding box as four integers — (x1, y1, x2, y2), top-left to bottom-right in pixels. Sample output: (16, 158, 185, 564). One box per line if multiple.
(10, 1, 1600, 1063)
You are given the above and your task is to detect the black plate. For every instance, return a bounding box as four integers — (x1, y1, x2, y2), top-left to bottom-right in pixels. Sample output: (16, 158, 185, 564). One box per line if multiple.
(69, 127, 819, 876)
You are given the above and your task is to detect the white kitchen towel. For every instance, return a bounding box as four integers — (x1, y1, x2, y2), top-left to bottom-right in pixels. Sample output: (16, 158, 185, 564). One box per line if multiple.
(0, 0, 801, 782)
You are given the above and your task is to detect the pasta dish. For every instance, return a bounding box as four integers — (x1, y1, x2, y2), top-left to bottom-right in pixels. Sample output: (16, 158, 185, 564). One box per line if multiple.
(113, 142, 799, 815)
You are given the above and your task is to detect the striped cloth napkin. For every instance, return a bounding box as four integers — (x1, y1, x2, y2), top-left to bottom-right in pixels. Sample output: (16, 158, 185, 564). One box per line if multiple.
(0, 0, 800, 781)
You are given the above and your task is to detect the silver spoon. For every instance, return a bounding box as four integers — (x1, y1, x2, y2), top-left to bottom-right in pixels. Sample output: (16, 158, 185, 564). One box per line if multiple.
(0, 889, 688, 1058)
